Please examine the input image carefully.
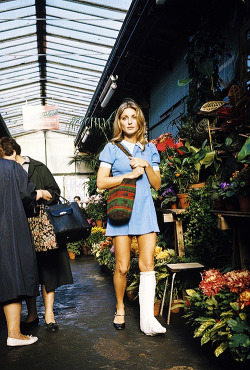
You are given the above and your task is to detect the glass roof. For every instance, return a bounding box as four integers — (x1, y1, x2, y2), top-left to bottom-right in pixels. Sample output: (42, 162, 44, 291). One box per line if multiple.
(0, 0, 133, 137)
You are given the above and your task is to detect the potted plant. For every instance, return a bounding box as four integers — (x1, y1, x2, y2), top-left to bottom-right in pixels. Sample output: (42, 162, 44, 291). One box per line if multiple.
(160, 186, 178, 209)
(85, 226, 107, 252)
(179, 269, 250, 363)
(67, 240, 82, 259)
(85, 192, 107, 226)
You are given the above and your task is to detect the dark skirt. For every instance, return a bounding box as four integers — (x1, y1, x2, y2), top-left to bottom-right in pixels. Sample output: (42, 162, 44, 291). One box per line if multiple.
(36, 248, 73, 292)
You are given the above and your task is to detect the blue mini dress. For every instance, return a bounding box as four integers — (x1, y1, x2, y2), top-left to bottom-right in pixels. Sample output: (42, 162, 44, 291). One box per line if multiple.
(99, 141, 160, 237)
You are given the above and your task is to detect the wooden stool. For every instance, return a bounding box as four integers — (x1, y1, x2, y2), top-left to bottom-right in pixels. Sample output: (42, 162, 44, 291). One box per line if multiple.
(159, 262, 204, 324)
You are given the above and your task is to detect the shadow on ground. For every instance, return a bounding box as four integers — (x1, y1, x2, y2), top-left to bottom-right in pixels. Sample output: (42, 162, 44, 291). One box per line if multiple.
(0, 256, 249, 370)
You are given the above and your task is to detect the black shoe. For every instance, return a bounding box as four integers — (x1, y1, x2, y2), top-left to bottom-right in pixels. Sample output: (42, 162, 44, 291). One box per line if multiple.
(46, 322, 59, 332)
(113, 313, 125, 330)
(20, 317, 39, 330)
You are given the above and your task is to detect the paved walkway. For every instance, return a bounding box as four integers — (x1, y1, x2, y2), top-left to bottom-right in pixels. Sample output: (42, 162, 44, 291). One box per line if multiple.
(0, 256, 247, 370)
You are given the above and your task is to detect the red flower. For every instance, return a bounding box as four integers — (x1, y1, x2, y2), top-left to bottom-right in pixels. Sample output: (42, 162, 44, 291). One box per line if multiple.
(174, 141, 184, 155)
(224, 270, 250, 294)
(199, 269, 226, 297)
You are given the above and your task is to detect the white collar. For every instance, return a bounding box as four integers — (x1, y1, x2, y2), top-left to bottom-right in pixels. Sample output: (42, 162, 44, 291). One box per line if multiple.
(122, 140, 143, 149)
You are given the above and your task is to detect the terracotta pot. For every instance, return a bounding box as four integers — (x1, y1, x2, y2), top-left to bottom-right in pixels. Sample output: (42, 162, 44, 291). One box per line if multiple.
(171, 299, 181, 314)
(170, 202, 178, 209)
(214, 197, 224, 210)
(239, 196, 250, 212)
(96, 220, 103, 227)
(68, 251, 76, 260)
(126, 289, 138, 303)
(177, 193, 190, 209)
(154, 299, 161, 317)
(188, 182, 206, 190)
(224, 198, 239, 211)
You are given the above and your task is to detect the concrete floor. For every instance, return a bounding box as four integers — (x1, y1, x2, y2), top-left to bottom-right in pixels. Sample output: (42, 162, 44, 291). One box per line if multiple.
(0, 256, 248, 370)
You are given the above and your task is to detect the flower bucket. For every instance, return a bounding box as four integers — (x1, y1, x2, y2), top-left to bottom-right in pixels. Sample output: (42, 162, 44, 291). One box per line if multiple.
(177, 193, 190, 209)
(171, 299, 181, 314)
(214, 197, 224, 210)
(96, 220, 103, 227)
(68, 251, 76, 260)
(171, 202, 178, 209)
(239, 196, 250, 212)
(154, 299, 161, 316)
(224, 198, 239, 211)
(126, 288, 138, 303)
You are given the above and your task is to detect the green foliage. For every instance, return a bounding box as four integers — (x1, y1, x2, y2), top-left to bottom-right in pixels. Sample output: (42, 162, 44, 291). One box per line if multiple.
(181, 186, 226, 265)
(238, 137, 250, 164)
(183, 288, 250, 362)
(184, 23, 228, 119)
(66, 240, 82, 255)
(85, 193, 107, 221)
(85, 228, 106, 249)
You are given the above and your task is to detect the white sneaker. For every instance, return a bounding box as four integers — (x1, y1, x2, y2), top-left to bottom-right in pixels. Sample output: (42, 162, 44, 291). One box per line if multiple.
(7, 335, 38, 346)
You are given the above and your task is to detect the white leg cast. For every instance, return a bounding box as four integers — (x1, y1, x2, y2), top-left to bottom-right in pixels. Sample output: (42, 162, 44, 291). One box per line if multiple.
(139, 271, 166, 336)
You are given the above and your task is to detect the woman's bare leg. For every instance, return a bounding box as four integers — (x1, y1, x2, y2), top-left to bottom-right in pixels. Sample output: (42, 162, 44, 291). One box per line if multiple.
(24, 297, 38, 322)
(138, 233, 155, 272)
(41, 285, 56, 324)
(113, 235, 131, 324)
(4, 302, 29, 340)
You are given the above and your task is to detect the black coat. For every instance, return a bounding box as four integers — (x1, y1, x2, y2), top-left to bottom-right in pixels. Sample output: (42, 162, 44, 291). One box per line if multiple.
(27, 157, 60, 205)
(0, 159, 39, 304)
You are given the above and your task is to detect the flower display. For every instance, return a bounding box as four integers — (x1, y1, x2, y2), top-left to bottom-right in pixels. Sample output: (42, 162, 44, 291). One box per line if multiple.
(199, 269, 226, 297)
(238, 289, 250, 309)
(224, 270, 250, 294)
(130, 236, 139, 257)
(85, 193, 107, 221)
(150, 132, 184, 153)
(215, 165, 250, 200)
(181, 268, 250, 363)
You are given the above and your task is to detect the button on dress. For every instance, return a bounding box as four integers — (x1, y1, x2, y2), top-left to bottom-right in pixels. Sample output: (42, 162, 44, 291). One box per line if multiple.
(99, 142, 160, 236)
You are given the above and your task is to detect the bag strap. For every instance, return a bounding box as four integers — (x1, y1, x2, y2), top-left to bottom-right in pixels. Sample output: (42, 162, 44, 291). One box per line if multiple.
(114, 142, 133, 158)
(54, 191, 70, 204)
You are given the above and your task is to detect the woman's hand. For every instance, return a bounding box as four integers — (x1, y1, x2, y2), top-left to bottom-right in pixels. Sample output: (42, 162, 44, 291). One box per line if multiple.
(129, 167, 144, 179)
(129, 156, 148, 169)
(36, 189, 52, 201)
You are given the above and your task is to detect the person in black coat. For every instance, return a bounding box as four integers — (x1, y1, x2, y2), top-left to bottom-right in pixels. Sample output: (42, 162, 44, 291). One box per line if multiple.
(0, 139, 45, 346)
(5, 138, 73, 332)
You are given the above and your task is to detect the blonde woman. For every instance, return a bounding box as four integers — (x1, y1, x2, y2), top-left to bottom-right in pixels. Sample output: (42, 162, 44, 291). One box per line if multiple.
(97, 99, 166, 336)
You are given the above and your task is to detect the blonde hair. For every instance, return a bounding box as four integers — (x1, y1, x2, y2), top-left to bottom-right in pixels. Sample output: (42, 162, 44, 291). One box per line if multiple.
(111, 99, 147, 149)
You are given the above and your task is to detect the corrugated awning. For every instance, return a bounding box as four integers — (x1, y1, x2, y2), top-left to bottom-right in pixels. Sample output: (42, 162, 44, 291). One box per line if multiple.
(0, 0, 132, 137)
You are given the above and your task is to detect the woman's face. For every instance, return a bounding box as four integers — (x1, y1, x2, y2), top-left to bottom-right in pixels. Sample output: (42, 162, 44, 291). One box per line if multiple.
(119, 107, 139, 139)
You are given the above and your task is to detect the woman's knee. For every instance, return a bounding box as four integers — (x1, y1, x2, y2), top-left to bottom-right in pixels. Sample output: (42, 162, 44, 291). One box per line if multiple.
(115, 263, 130, 276)
(138, 259, 154, 272)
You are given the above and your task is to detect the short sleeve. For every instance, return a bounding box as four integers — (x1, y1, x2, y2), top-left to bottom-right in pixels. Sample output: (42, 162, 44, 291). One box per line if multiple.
(99, 142, 116, 165)
(148, 143, 160, 166)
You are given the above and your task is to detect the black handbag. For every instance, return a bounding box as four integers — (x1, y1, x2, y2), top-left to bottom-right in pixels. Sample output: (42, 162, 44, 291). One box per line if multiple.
(45, 193, 91, 243)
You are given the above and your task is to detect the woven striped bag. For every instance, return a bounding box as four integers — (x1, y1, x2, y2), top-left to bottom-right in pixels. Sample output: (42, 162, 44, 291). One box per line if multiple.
(107, 142, 136, 225)
(107, 178, 136, 225)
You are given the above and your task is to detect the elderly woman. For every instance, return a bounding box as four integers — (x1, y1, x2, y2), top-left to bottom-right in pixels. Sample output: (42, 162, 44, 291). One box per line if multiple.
(1, 137, 73, 332)
(0, 139, 44, 346)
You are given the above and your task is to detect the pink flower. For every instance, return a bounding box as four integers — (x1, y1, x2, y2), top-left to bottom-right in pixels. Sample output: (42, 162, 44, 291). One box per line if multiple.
(199, 269, 226, 297)
(224, 270, 250, 294)
(110, 245, 115, 254)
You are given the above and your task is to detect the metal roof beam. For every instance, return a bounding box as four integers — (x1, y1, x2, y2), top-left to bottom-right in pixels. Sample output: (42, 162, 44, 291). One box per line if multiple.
(35, 0, 46, 106)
